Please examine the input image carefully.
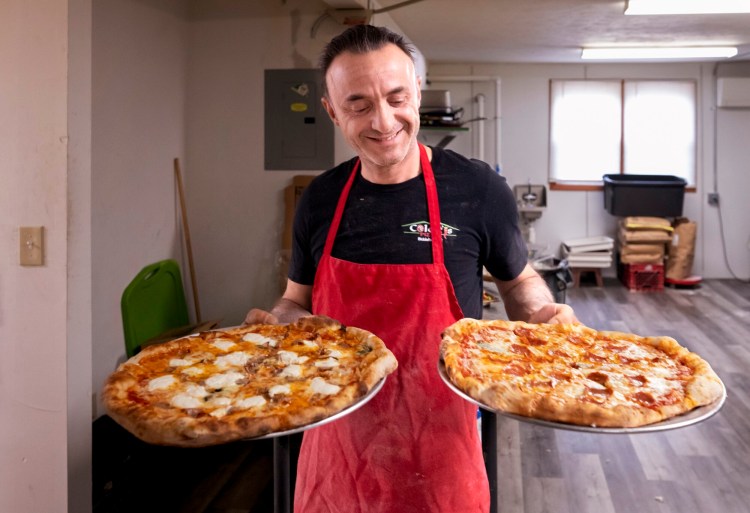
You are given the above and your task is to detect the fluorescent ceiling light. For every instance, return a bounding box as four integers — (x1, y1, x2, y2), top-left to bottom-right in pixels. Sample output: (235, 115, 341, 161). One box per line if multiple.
(581, 47, 738, 59)
(625, 0, 750, 15)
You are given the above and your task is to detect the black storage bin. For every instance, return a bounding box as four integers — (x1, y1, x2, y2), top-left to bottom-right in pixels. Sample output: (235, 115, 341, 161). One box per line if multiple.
(603, 174, 687, 217)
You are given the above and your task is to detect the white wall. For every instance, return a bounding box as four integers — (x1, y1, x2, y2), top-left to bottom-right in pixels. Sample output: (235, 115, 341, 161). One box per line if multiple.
(184, 0, 421, 327)
(68, 0, 94, 510)
(706, 103, 750, 278)
(0, 1, 70, 511)
(428, 61, 750, 279)
(91, 0, 189, 415)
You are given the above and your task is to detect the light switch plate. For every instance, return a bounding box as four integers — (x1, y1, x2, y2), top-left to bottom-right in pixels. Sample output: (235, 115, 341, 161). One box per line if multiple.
(20, 226, 44, 266)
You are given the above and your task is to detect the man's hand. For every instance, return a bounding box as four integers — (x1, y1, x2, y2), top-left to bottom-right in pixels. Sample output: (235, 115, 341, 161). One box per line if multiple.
(243, 279, 313, 326)
(243, 308, 280, 326)
(528, 303, 579, 325)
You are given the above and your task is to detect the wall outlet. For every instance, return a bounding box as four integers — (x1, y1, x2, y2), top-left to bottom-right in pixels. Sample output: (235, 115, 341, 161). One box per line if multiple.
(707, 192, 720, 206)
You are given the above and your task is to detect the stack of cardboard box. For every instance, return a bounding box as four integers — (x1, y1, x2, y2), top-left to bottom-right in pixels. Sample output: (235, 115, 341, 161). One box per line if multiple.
(617, 217, 673, 265)
(616, 217, 674, 291)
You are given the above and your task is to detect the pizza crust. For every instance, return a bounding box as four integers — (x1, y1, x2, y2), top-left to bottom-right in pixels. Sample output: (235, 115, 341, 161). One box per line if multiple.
(440, 318, 724, 428)
(103, 317, 397, 447)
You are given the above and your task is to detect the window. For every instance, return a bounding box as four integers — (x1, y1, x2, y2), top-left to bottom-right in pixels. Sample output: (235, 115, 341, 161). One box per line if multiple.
(549, 79, 696, 186)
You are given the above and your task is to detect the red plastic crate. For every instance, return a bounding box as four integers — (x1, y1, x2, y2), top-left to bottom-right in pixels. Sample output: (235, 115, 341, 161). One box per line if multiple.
(619, 263, 664, 291)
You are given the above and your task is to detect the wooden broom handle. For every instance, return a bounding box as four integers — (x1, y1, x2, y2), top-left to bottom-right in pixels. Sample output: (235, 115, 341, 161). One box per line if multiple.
(174, 158, 202, 323)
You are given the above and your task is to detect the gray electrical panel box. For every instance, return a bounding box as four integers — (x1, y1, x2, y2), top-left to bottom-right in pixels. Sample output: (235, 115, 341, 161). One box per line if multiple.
(265, 69, 334, 170)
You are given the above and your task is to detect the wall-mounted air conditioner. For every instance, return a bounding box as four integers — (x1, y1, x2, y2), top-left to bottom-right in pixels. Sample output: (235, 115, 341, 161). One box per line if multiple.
(717, 77, 750, 108)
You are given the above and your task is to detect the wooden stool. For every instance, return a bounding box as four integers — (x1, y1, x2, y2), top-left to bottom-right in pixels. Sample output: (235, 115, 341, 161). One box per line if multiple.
(571, 267, 603, 287)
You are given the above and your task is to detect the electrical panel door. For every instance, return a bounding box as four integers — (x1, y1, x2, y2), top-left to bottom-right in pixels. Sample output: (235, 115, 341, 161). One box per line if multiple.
(265, 69, 334, 170)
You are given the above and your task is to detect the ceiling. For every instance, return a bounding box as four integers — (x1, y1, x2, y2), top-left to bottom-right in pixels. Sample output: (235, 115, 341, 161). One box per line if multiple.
(324, 0, 750, 63)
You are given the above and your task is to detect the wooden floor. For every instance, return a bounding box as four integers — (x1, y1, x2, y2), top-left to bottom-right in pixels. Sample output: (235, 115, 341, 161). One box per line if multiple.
(93, 279, 750, 513)
(489, 278, 750, 513)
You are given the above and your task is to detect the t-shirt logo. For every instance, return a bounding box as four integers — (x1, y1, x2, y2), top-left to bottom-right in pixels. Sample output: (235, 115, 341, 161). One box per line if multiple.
(402, 221, 459, 242)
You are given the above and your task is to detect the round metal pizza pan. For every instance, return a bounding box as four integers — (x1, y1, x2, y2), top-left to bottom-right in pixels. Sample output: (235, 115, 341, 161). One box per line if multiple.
(437, 360, 727, 434)
(245, 376, 387, 440)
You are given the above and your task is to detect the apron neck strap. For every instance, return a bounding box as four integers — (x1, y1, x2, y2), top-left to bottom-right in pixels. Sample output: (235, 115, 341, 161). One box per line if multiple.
(420, 144, 445, 265)
(322, 144, 444, 265)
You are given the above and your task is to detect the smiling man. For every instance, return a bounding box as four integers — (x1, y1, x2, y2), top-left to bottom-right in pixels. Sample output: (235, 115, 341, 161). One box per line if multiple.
(322, 42, 422, 182)
(245, 25, 576, 513)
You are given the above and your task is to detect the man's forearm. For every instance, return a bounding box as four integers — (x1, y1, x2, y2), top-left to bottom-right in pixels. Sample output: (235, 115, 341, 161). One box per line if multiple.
(495, 272, 554, 322)
(270, 297, 312, 324)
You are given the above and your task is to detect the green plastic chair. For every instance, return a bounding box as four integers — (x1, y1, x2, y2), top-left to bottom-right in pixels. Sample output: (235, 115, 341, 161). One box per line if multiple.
(121, 259, 190, 357)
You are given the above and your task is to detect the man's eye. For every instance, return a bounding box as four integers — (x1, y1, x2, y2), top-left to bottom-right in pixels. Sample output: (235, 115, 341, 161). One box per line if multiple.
(348, 102, 369, 113)
(390, 97, 406, 106)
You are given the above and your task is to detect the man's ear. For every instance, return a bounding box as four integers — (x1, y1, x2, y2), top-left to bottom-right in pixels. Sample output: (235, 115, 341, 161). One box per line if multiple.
(321, 96, 339, 126)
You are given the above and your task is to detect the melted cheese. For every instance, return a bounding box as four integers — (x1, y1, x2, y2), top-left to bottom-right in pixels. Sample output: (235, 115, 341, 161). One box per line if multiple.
(309, 377, 341, 396)
(618, 342, 655, 361)
(185, 383, 208, 398)
(148, 375, 176, 391)
(279, 364, 302, 378)
(242, 332, 277, 347)
(170, 393, 203, 409)
(205, 371, 244, 390)
(215, 351, 251, 369)
(212, 338, 236, 351)
(477, 341, 512, 355)
(314, 357, 339, 369)
(236, 395, 266, 409)
(269, 384, 291, 396)
(645, 376, 673, 396)
(207, 396, 232, 408)
(181, 366, 205, 377)
(169, 358, 194, 367)
(278, 350, 307, 364)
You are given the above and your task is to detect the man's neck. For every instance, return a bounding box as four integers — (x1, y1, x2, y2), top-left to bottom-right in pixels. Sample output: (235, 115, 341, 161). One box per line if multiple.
(360, 145, 433, 185)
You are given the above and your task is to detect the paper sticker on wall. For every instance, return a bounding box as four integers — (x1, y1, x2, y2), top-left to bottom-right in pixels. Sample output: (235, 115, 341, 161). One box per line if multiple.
(291, 83, 310, 97)
(290, 103, 309, 112)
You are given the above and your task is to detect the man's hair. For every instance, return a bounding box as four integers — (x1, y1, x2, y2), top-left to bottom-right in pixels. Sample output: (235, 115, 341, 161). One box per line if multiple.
(319, 25, 415, 95)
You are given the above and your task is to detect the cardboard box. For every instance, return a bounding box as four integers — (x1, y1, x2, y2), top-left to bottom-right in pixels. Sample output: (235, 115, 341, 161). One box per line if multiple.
(619, 252, 664, 265)
(279, 176, 316, 292)
(618, 226, 673, 244)
(618, 241, 666, 264)
(666, 218, 697, 280)
(282, 175, 316, 250)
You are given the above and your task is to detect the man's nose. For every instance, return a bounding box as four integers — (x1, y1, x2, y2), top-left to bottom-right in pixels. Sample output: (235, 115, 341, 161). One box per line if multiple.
(371, 103, 397, 133)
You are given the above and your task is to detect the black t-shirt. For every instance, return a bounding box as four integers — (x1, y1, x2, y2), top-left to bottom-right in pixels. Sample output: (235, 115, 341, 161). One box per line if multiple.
(289, 147, 528, 319)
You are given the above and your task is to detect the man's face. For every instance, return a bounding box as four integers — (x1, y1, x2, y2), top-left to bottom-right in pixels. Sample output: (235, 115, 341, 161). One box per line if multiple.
(322, 44, 421, 171)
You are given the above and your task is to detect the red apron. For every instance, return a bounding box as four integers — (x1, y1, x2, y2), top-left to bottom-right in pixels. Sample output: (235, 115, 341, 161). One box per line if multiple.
(294, 144, 490, 513)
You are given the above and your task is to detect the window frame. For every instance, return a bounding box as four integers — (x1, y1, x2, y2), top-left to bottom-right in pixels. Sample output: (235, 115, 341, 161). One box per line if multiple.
(548, 78, 698, 191)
